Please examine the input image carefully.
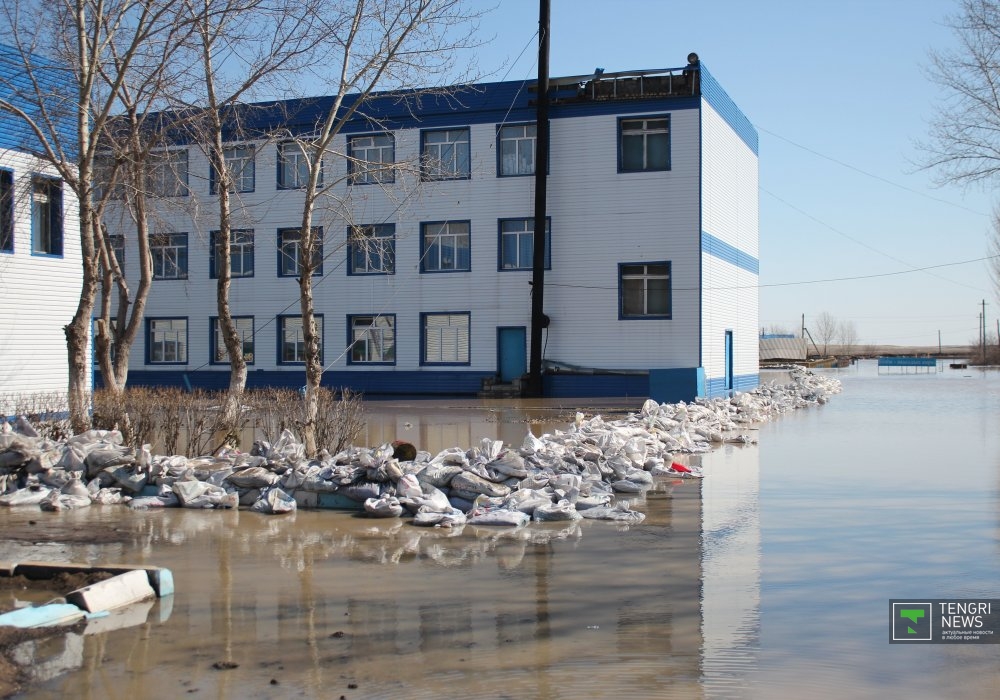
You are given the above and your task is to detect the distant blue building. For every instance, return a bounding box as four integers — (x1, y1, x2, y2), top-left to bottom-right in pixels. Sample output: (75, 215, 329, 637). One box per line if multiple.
(0, 43, 82, 416)
(105, 55, 759, 401)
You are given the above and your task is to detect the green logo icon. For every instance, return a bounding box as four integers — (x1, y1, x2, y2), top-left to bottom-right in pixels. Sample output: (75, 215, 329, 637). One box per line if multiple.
(899, 608, 925, 634)
(891, 602, 932, 641)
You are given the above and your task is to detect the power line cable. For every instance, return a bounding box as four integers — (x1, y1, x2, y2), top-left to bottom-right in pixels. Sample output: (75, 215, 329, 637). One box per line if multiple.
(761, 187, 990, 293)
(758, 126, 989, 217)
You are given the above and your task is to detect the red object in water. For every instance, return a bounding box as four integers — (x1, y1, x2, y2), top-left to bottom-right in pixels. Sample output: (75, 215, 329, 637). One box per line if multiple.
(671, 462, 692, 473)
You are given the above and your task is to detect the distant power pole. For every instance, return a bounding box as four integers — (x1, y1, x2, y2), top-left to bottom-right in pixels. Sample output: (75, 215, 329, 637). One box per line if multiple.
(982, 299, 988, 362)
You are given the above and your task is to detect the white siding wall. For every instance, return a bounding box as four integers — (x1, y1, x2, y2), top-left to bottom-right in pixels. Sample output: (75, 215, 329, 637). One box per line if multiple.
(0, 148, 84, 413)
(120, 106, 704, 376)
(700, 103, 759, 387)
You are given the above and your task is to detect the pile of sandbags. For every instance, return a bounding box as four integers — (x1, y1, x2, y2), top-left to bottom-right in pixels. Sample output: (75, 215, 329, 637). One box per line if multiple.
(0, 368, 841, 524)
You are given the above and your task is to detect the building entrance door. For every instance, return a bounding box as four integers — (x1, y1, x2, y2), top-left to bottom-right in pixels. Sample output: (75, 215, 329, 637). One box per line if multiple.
(724, 330, 734, 392)
(498, 327, 527, 383)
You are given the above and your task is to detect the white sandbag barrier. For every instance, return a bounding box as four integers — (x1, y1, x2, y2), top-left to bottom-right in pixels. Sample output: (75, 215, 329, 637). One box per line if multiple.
(0, 368, 841, 527)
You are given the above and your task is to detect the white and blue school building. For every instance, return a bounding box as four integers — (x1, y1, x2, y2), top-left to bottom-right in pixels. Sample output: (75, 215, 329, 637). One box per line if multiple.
(0, 43, 83, 416)
(107, 57, 759, 401)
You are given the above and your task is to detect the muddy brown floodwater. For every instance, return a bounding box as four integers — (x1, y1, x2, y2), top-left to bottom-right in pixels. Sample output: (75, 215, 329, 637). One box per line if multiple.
(1, 397, 700, 700)
(0, 481, 698, 700)
(5, 365, 998, 699)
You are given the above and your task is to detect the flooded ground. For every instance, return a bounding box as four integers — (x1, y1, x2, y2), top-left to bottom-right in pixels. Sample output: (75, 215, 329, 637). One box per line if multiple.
(1, 360, 999, 699)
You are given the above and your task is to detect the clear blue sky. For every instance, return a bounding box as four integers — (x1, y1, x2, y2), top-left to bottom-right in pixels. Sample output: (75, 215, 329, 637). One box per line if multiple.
(468, 0, 995, 347)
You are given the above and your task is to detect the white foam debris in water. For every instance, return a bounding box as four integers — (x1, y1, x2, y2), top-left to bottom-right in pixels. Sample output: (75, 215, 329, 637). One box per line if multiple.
(0, 368, 840, 526)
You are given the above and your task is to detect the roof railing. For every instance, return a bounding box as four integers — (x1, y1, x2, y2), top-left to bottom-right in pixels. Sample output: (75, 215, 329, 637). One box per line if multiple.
(530, 65, 700, 104)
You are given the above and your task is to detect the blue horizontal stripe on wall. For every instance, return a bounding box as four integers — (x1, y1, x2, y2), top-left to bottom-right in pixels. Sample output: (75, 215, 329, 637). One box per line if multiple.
(702, 231, 759, 275)
(110, 370, 494, 397)
(705, 373, 759, 398)
(543, 374, 650, 399)
(102, 370, 761, 401)
(699, 64, 758, 155)
(106, 370, 653, 400)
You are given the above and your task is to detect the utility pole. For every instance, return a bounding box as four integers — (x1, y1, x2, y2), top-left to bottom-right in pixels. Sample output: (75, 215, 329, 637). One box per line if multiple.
(527, 0, 550, 397)
(981, 299, 988, 363)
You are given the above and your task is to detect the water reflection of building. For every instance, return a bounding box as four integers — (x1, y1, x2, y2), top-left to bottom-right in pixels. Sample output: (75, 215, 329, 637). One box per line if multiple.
(700, 444, 761, 692)
(14, 472, 735, 697)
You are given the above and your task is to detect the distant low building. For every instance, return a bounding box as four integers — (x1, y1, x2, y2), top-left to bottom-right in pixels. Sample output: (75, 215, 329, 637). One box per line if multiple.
(0, 42, 82, 418)
(759, 334, 806, 363)
(102, 55, 759, 401)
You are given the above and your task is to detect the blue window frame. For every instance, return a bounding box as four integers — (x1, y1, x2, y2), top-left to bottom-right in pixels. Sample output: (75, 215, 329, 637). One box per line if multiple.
(277, 141, 321, 190)
(347, 314, 396, 365)
(420, 220, 470, 273)
(619, 261, 671, 319)
(150, 232, 188, 279)
(107, 233, 125, 271)
(618, 115, 670, 172)
(210, 229, 254, 279)
(1, 169, 13, 253)
(210, 145, 255, 194)
(348, 133, 395, 184)
(278, 227, 323, 277)
(278, 314, 323, 364)
(498, 217, 550, 271)
(421, 312, 470, 365)
(210, 316, 255, 365)
(497, 123, 536, 177)
(348, 224, 395, 275)
(30, 175, 63, 257)
(421, 128, 470, 180)
(146, 317, 188, 364)
(147, 150, 189, 197)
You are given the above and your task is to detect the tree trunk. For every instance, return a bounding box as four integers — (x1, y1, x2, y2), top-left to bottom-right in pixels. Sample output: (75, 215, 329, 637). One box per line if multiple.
(66, 207, 100, 433)
(298, 181, 322, 457)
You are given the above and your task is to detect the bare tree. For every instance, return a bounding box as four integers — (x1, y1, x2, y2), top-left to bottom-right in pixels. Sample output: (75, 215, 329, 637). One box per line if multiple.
(838, 319, 859, 356)
(924, 0, 1000, 305)
(0, 0, 195, 432)
(176, 0, 332, 435)
(288, 0, 484, 455)
(94, 4, 196, 401)
(924, 0, 1000, 185)
(812, 311, 840, 356)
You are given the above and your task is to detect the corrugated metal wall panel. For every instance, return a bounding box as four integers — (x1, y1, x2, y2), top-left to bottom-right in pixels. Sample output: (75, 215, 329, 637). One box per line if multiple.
(700, 101, 759, 391)
(119, 106, 706, 382)
(0, 147, 84, 414)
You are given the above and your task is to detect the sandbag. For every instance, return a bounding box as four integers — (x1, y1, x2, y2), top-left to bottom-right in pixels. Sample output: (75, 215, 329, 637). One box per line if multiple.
(466, 508, 530, 527)
(533, 499, 582, 522)
(451, 471, 510, 498)
(579, 502, 646, 523)
(225, 466, 280, 489)
(364, 495, 403, 518)
(417, 463, 463, 489)
(413, 506, 467, 528)
(251, 487, 296, 514)
(0, 484, 53, 506)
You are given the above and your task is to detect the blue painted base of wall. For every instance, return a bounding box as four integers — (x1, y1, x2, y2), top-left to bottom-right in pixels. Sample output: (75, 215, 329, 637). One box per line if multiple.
(113, 370, 495, 396)
(649, 367, 705, 404)
(704, 373, 759, 398)
(542, 373, 650, 399)
(102, 368, 760, 403)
